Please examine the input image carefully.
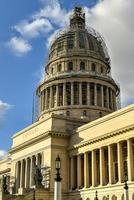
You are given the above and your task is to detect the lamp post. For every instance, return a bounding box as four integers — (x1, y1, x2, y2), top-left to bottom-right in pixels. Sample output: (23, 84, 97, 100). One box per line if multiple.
(95, 190, 98, 200)
(54, 155, 62, 200)
(124, 172, 129, 200)
(32, 189, 35, 200)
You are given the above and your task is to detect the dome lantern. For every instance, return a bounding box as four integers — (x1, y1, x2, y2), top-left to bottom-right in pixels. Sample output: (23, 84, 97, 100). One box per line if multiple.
(70, 7, 85, 29)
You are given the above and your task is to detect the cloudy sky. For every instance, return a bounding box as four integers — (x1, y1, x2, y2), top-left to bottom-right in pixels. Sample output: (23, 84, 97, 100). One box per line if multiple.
(0, 0, 134, 157)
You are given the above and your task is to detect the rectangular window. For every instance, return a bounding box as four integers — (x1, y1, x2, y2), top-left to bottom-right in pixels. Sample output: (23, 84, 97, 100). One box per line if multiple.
(57, 41, 64, 52)
(79, 32, 85, 48)
(67, 34, 74, 49)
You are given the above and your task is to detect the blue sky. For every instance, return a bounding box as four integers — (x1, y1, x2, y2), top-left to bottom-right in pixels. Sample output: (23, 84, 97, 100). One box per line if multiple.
(0, 0, 134, 156)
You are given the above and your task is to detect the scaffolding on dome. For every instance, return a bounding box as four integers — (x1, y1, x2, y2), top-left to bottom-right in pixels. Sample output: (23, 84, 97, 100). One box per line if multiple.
(32, 92, 39, 123)
(86, 26, 111, 62)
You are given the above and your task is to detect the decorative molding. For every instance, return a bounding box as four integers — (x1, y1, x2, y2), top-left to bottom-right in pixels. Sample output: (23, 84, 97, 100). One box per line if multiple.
(69, 124, 134, 151)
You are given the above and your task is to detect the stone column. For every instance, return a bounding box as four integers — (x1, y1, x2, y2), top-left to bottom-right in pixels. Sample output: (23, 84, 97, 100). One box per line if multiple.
(117, 142, 123, 183)
(70, 157, 74, 190)
(77, 155, 81, 189)
(127, 139, 133, 181)
(20, 160, 23, 188)
(45, 89, 48, 110)
(110, 89, 113, 110)
(71, 82, 74, 105)
(84, 152, 89, 188)
(63, 83, 66, 106)
(49, 86, 53, 109)
(100, 148, 105, 185)
(101, 85, 104, 107)
(108, 145, 114, 184)
(56, 84, 59, 107)
(27, 158, 31, 188)
(94, 83, 97, 106)
(40, 92, 43, 112)
(79, 82, 82, 105)
(43, 91, 45, 110)
(87, 83, 90, 105)
(92, 150, 96, 187)
(15, 162, 19, 192)
(25, 159, 28, 188)
(30, 157, 33, 187)
(106, 87, 109, 109)
(43, 90, 45, 111)
(113, 91, 117, 111)
(39, 94, 42, 113)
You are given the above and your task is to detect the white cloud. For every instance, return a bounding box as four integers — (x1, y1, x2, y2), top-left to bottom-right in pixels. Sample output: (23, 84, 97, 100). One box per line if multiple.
(34, 0, 70, 27)
(0, 100, 11, 127)
(84, 0, 134, 106)
(0, 150, 7, 159)
(14, 18, 53, 38)
(7, 37, 32, 56)
(0, 100, 11, 118)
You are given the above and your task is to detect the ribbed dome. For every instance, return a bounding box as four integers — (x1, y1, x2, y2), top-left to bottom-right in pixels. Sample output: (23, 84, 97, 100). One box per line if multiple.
(48, 7, 110, 65)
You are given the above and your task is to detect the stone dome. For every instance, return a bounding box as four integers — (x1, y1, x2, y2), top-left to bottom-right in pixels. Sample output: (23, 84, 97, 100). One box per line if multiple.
(47, 7, 110, 73)
(36, 7, 120, 123)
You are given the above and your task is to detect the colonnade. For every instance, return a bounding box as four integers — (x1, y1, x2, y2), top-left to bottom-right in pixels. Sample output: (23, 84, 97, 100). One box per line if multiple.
(69, 139, 134, 190)
(15, 153, 42, 192)
(40, 82, 116, 112)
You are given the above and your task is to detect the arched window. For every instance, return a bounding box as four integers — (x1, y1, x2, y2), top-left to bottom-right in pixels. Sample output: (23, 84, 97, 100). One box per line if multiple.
(57, 64, 62, 72)
(121, 194, 124, 200)
(51, 67, 53, 74)
(80, 62, 85, 71)
(100, 66, 104, 74)
(66, 111, 70, 116)
(68, 62, 73, 71)
(91, 63, 96, 72)
(112, 195, 117, 200)
(83, 110, 87, 117)
(99, 111, 102, 117)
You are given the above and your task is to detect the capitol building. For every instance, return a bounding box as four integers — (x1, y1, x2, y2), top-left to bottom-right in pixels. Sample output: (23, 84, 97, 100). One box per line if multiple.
(0, 7, 134, 200)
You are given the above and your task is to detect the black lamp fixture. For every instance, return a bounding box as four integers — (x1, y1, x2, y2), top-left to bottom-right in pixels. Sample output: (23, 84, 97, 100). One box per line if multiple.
(32, 189, 35, 200)
(55, 155, 62, 182)
(95, 190, 99, 200)
(124, 172, 128, 190)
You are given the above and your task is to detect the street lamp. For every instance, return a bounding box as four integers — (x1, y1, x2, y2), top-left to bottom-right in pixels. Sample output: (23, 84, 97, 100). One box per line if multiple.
(95, 190, 99, 200)
(124, 172, 129, 200)
(54, 155, 62, 200)
(32, 189, 35, 200)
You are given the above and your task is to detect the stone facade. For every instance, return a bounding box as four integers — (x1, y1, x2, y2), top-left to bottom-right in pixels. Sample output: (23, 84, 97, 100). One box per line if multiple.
(0, 6, 133, 200)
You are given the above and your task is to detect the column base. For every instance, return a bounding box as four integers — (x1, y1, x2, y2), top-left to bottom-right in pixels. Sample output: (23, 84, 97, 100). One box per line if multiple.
(18, 187, 24, 195)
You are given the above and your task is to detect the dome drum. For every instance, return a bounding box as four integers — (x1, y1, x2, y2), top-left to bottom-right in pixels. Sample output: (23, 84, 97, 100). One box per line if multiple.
(37, 80, 117, 121)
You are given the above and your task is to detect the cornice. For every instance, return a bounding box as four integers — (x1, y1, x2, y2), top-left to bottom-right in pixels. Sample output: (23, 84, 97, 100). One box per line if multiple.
(38, 73, 117, 88)
(9, 131, 69, 154)
(0, 168, 10, 175)
(47, 53, 106, 66)
(12, 115, 52, 139)
(69, 124, 134, 151)
(76, 104, 134, 133)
